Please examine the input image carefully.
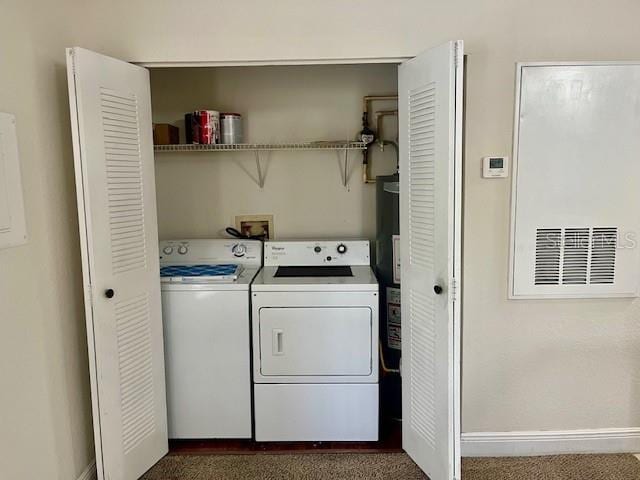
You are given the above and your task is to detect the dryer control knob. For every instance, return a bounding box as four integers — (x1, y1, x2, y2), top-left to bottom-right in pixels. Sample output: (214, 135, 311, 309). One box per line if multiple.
(162, 246, 174, 255)
(177, 245, 188, 255)
(232, 243, 247, 257)
(314, 246, 322, 253)
(337, 243, 347, 254)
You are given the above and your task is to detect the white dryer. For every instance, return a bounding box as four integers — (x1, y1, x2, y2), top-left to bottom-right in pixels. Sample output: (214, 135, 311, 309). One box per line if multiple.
(251, 240, 379, 441)
(159, 239, 261, 439)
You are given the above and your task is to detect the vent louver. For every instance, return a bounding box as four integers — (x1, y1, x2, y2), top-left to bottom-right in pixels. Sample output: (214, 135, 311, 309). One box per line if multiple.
(590, 227, 617, 284)
(534, 229, 561, 285)
(534, 227, 617, 287)
(562, 228, 589, 285)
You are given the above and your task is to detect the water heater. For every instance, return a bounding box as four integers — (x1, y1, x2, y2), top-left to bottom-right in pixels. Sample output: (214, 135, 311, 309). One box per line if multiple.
(376, 174, 401, 419)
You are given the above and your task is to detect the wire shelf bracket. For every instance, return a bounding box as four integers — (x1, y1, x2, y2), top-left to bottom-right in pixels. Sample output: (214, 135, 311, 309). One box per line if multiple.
(254, 151, 265, 188)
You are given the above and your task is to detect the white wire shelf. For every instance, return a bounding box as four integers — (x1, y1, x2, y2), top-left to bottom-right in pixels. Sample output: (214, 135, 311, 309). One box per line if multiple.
(153, 141, 367, 152)
(154, 141, 366, 189)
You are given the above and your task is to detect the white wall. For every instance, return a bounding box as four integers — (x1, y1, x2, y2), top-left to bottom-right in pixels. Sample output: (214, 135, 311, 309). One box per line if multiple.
(150, 65, 398, 240)
(2, 1, 640, 478)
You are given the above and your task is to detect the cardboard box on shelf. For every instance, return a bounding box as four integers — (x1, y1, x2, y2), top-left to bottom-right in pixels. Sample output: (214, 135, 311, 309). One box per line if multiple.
(153, 123, 179, 145)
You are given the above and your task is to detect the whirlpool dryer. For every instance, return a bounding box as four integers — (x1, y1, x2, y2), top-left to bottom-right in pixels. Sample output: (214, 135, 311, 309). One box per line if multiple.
(251, 240, 379, 441)
(159, 239, 262, 439)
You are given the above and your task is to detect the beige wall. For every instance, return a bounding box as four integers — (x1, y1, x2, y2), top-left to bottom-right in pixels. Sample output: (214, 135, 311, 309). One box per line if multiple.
(2, 1, 640, 478)
(150, 65, 398, 240)
(0, 3, 93, 480)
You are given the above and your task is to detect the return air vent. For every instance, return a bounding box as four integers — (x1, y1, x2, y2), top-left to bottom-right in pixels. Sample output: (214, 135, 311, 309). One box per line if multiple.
(510, 64, 640, 298)
(590, 228, 617, 284)
(562, 228, 589, 285)
(534, 229, 561, 285)
(533, 227, 617, 288)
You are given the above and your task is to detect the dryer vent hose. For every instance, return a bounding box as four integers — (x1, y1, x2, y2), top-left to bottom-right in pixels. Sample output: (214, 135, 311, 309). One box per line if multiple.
(225, 226, 267, 241)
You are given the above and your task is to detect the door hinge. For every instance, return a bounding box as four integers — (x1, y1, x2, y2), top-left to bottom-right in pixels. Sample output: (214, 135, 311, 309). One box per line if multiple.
(68, 49, 76, 75)
(454, 41, 463, 69)
(450, 279, 458, 302)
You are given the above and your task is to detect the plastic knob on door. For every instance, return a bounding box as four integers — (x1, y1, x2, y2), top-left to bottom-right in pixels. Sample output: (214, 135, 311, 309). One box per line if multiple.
(105, 289, 115, 299)
(433, 285, 443, 295)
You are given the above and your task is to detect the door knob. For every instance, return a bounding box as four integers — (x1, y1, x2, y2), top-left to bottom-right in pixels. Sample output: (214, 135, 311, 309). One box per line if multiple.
(433, 285, 443, 295)
(105, 289, 115, 299)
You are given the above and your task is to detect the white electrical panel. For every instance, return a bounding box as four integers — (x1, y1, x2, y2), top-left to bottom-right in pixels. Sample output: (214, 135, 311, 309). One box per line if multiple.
(0, 113, 27, 249)
(509, 63, 640, 298)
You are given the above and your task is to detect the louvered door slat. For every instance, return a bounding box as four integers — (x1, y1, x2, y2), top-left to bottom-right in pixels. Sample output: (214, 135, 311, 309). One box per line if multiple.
(100, 87, 148, 277)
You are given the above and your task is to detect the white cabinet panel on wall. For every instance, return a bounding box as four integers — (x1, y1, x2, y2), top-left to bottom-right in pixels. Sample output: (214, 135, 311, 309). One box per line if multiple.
(509, 63, 640, 298)
(0, 113, 27, 249)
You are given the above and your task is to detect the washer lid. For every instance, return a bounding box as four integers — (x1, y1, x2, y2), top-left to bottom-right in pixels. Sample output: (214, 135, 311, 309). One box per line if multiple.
(160, 263, 243, 283)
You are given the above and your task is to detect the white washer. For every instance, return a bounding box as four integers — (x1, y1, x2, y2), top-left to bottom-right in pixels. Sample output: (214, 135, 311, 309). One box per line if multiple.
(159, 239, 261, 439)
(251, 240, 379, 441)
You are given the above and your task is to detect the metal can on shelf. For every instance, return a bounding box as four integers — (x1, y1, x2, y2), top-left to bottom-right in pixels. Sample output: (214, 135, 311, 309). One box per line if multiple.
(191, 110, 220, 144)
(220, 113, 243, 144)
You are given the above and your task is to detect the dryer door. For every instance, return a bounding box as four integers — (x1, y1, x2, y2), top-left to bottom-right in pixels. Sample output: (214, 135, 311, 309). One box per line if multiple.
(258, 307, 372, 378)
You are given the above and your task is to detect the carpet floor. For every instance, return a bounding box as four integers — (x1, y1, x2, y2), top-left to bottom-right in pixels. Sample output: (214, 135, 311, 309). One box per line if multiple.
(140, 452, 640, 480)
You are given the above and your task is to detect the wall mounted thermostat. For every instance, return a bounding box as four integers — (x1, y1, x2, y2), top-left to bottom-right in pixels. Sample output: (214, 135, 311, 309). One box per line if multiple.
(482, 156, 509, 178)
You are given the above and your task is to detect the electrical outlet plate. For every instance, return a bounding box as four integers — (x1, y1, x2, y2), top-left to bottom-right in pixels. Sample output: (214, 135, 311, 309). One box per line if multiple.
(235, 214, 274, 239)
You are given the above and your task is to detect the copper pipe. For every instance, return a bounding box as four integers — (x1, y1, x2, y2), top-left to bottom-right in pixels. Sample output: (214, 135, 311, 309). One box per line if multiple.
(375, 110, 398, 146)
(362, 110, 399, 183)
(361, 95, 398, 184)
(363, 141, 399, 183)
(363, 95, 398, 117)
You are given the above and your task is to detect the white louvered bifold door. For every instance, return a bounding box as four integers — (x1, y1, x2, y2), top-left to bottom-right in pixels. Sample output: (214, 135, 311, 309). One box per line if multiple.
(399, 41, 463, 480)
(67, 47, 167, 480)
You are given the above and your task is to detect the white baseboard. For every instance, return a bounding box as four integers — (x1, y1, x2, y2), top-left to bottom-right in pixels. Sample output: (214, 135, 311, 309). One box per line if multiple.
(461, 428, 640, 457)
(77, 460, 97, 480)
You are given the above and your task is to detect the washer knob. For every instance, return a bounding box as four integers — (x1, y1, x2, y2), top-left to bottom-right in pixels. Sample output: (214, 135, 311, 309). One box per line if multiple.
(337, 243, 347, 254)
(314, 246, 322, 253)
(162, 246, 174, 255)
(177, 245, 188, 255)
(232, 243, 247, 257)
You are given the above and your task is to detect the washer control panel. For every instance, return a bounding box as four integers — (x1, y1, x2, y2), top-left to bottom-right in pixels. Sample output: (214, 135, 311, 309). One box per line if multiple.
(264, 240, 370, 266)
(159, 239, 262, 266)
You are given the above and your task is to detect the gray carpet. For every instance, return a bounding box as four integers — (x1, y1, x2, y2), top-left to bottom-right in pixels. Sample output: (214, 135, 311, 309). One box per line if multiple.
(463, 454, 640, 480)
(141, 452, 640, 480)
(142, 453, 425, 479)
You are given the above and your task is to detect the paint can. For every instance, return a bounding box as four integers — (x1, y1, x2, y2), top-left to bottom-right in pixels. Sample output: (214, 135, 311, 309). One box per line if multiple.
(221, 113, 243, 144)
(192, 110, 220, 144)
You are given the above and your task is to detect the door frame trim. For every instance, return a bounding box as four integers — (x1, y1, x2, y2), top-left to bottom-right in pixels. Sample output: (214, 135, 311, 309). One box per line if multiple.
(135, 56, 411, 68)
(66, 47, 106, 479)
